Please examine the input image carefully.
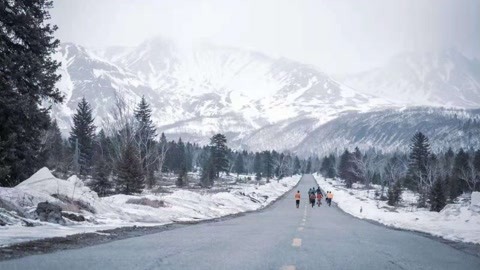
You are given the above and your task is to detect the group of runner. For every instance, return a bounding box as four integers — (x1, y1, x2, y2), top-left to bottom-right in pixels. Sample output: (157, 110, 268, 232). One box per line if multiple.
(294, 187, 333, 208)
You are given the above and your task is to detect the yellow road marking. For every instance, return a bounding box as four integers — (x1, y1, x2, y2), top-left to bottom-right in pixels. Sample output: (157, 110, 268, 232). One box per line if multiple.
(292, 238, 302, 247)
(280, 265, 296, 270)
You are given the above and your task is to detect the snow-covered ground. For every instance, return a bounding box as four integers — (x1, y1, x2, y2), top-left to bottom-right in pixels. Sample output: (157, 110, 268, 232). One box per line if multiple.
(315, 174, 480, 244)
(0, 168, 300, 247)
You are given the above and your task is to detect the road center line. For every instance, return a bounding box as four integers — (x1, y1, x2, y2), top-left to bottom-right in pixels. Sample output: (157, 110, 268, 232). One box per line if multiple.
(292, 238, 302, 247)
(280, 265, 296, 270)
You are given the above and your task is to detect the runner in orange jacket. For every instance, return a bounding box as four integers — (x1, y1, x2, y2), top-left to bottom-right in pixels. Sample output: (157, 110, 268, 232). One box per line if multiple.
(327, 191, 334, 207)
(294, 191, 301, 208)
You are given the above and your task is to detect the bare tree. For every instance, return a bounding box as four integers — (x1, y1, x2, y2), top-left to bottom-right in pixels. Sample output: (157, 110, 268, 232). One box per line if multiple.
(458, 158, 479, 192)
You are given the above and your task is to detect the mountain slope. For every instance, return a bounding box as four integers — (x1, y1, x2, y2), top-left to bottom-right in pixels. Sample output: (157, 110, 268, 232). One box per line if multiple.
(342, 49, 480, 108)
(50, 39, 480, 155)
(293, 107, 480, 156)
(51, 38, 389, 142)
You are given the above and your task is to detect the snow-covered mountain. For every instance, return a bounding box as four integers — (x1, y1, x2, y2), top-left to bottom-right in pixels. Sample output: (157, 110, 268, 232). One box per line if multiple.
(51, 38, 480, 155)
(293, 107, 480, 156)
(51, 37, 389, 146)
(342, 49, 480, 108)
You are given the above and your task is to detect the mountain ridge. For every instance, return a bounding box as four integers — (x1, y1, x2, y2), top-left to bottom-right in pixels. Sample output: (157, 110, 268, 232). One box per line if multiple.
(50, 38, 480, 155)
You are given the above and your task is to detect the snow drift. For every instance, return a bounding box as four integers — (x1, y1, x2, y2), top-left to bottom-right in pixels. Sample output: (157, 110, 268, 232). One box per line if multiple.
(315, 174, 480, 244)
(0, 168, 300, 247)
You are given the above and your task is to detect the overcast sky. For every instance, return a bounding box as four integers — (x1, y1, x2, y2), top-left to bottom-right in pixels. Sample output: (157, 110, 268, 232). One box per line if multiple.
(50, 0, 480, 74)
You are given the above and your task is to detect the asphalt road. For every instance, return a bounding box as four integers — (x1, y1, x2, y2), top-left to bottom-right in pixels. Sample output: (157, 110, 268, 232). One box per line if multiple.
(1, 174, 479, 270)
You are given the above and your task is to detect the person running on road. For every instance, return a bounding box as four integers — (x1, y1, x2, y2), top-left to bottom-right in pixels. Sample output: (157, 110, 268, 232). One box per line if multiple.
(316, 192, 323, 207)
(309, 192, 316, 208)
(316, 186, 321, 195)
(327, 191, 334, 207)
(295, 191, 301, 208)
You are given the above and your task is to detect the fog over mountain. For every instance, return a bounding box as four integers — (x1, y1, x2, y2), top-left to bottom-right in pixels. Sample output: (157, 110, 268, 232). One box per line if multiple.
(342, 49, 480, 108)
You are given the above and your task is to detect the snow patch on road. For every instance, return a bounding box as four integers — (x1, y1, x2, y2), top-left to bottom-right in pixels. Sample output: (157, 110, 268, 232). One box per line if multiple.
(315, 174, 480, 244)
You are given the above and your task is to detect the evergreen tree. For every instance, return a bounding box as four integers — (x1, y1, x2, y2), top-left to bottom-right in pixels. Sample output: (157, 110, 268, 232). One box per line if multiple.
(407, 132, 431, 191)
(429, 178, 447, 212)
(69, 98, 96, 177)
(200, 157, 216, 187)
(158, 133, 168, 173)
(115, 142, 144, 194)
(293, 157, 301, 175)
(387, 180, 402, 206)
(134, 96, 157, 187)
(91, 154, 112, 196)
(90, 130, 112, 196)
(372, 172, 381, 185)
(233, 154, 245, 176)
(450, 148, 470, 199)
(210, 134, 229, 178)
(176, 166, 188, 187)
(305, 157, 312, 174)
(352, 147, 364, 183)
(338, 150, 354, 188)
(263, 151, 274, 182)
(45, 119, 65, 171)
(0, 0, 63, 186)
(320, 156, 329, 176)
(473, 150, 480, 191)
(253, 152, 262, 180)
(173, 138, 188, 187)
(326, 154, 337, 178)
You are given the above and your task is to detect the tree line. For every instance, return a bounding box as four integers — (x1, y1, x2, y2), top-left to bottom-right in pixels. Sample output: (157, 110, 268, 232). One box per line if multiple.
(2, 93, 309, 195)
(0, 1, 310, 191)
(318, 132, 480, 212)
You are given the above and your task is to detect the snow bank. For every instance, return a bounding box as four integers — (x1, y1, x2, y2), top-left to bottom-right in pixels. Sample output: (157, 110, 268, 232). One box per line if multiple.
(315, 174, 480, 244)
(0, 168, 300, 247)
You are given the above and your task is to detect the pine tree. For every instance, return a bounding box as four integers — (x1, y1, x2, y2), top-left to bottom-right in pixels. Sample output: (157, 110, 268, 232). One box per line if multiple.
(158, 132, 168, 173)
(293, 157, 301, 175)
(407, 132, 431, 191)
(263, 151, 274, 183)
(90, 130, 112, 196)
(305, 157, 312, 174)
(233, 154, 245, 176)
(91, 154, 112, 196)
(176, 166, 188, 187)
(174, 138, 188, 187)
(45, 119, 65, 171)
(134, 96, 157, 187)
(326, 154, 337, 178)
(210, 134, 229, 178)
(320, 156, 329, 176)
(429, 178, 447, 212)
(69, 98, 96, 177)
(338, 150, 354, 188)
(473, 150, 480, 192)
(200, 157, 216, 187)
(450, 148, 470, 199)
(387, 180, 402, 206)
(352, 147, 364, 183)
(253, 152, 262, 180)
(115, 142, 144, 194)
(0, 0, 63, 186)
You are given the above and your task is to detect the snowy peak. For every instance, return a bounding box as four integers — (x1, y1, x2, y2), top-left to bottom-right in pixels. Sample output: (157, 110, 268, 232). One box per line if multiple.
(343, 49, 480, 108)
